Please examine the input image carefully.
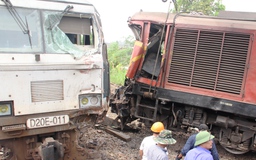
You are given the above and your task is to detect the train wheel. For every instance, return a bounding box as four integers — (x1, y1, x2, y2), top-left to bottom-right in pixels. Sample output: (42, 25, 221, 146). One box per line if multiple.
(221, 146, 249, 155)
(219, 128, 250, 154)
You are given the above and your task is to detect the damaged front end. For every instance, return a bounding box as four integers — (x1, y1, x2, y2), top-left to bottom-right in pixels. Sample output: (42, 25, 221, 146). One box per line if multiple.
(109, 81, 135, 130)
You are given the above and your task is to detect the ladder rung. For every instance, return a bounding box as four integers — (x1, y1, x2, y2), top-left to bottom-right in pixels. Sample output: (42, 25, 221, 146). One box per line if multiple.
(135, 95, 158, 121)
(160, 107, 171, 111)
(139, 104, 155, 110)
(135, 115, 155, 121)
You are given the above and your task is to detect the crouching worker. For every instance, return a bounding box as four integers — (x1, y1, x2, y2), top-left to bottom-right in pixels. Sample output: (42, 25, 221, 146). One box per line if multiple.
(147, 129, 176, 160)
(185, 131, 215, 160)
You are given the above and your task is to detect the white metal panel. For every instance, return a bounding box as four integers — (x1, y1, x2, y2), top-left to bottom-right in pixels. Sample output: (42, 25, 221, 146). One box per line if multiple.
(0, 53, 103, 67)
(0, 68, 102, 115)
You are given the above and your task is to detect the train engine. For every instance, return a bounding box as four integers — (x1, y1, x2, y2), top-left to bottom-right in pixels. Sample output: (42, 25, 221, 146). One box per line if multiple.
(110, 11, 256, 154)
(0, 0, 109, 159)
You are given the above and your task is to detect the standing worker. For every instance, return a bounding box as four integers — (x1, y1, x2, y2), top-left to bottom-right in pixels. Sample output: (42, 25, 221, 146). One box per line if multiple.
(176, 124, 219, 160)
(146, 129, 177, 160)
(139, 122, 165, 160)
(184, 131, 215, 160)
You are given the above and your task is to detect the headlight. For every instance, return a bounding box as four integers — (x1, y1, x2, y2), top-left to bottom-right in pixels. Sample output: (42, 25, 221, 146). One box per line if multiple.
(0, 102, 12, 116)
(90, 96, 99, 105)
(81, 97, 89, 105)
(79, 94, 101, 108)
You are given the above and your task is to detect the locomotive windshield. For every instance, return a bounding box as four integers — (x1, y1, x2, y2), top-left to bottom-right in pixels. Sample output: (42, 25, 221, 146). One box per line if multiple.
(0, 7, 42, 52)
(0, 6, 97, 58)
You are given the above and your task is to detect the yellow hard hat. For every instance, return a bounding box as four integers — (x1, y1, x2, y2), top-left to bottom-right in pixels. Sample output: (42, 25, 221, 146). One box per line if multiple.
(151, 122, 164, 133)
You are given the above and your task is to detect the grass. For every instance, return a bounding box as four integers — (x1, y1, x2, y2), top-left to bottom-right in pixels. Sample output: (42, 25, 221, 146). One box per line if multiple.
(110, 67, 126, 85)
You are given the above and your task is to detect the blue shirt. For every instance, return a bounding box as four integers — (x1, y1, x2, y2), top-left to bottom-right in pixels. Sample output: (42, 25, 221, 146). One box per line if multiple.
(185, 146, 213, 160)
(147, 144, 169, 160)
(180, 133, 219, 160)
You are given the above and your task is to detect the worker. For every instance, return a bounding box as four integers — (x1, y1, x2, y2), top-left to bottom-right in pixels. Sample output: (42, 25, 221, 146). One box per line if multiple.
(184, 131, 215, 160)
(139, 121, 165, 160)
(176, 124, 219, 160)
(146, 129, 177, 160)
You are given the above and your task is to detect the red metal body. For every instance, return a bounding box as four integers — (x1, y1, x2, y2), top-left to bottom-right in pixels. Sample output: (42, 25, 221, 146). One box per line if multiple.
(109, 12, 256, 154)
(126, 41, 144, 78)
(130, 12, 256, 106)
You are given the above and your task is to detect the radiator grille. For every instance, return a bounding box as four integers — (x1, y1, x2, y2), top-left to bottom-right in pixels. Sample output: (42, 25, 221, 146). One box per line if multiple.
(168, 28, 250, 95)
(31, 80, 64, 102)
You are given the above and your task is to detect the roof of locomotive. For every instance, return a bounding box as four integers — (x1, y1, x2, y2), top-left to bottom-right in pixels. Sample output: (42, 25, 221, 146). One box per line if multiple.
(129, 11, 256, 30)
(0, 0, 98, 14)
(38, 0, 93, 6)
(218, 11, 256, 20)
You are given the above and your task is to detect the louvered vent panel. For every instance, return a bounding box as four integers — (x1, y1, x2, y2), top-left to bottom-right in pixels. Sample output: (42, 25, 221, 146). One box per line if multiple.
(168, 28, 250, 95)
(216, 33, 250, 94)
(31, 80, 64, 102)
(168, 29, 198, 85)
(191, 31, 223, 89)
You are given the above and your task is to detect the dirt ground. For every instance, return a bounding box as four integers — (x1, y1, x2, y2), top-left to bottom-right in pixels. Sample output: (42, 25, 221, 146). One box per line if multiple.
(96, 108, 256, 160)
(92, 84, 256, 160)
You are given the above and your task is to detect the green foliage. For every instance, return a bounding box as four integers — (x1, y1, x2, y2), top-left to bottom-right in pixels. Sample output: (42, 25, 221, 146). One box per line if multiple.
(110, 65, 127, 85)
(108, 36, 135, 85)
(173, 0, 225, 16)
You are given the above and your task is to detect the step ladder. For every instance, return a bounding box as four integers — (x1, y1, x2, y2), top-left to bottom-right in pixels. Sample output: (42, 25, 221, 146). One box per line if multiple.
(135, 95, 158, 122)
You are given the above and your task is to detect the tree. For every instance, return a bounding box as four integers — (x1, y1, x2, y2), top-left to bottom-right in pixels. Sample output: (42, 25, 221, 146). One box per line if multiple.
(173, 0, 225, 16)
(107, 36, 135, 85)
(108, 38, 134, 69)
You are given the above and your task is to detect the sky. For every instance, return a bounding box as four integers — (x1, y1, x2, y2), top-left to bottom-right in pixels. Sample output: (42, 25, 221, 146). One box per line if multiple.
(91, 0, 256, 43)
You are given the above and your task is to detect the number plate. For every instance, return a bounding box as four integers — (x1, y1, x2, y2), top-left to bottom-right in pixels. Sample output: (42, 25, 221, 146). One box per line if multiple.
(26, 115, 69, 129)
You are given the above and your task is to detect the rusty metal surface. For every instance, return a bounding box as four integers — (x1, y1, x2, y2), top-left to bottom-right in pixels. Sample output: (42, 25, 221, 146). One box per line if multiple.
(218, 11, 256, 20)
(0, 121, 105, 159)
(130, 12, 256, 30)
(0, 108, 106, 139)
(40, 137, 64, 160)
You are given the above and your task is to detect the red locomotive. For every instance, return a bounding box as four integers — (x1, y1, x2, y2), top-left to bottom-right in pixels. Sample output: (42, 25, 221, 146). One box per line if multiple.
(110, 11, 256, 154)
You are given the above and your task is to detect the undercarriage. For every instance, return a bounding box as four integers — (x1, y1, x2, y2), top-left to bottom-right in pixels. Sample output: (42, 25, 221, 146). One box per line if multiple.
(110, 81, 256, 154)
(0, 115, 105, 160)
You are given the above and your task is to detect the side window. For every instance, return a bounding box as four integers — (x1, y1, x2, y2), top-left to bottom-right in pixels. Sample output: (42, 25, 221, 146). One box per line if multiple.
(58, 16, 94, 46)
(129, 24, 142, 41)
